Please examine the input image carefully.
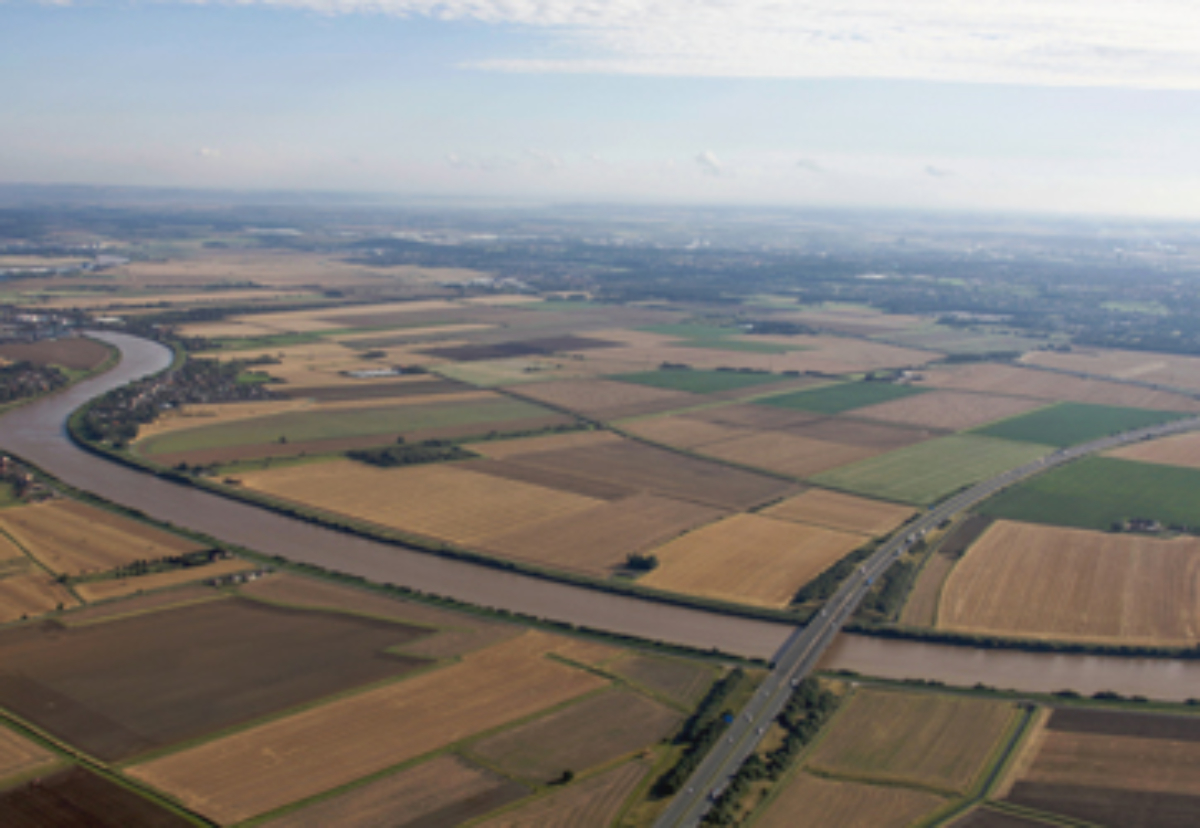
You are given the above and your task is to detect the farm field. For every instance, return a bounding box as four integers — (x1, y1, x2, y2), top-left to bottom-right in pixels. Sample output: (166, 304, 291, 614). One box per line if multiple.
(0, 337, 111, 371)
(899, 515, 994, 626)
(240, 459, 602, 546)
(1021, 346, 1200, 393)
(0, 573, 78, 623)
(481, 493, 725, 575)
(509, 378, 697, 419)
(0, 726, 56, 781)
(467, 428, 620, 460)
(980, 456, 1200, 531)
(0, 597, 430, 761)
(971, 401, 1187, 447)
(468, 689, 679, 782)
(812, 435, 1051, 505)
(0, 767, 192, 828)
(806, 687, 1017, 794)
(610, 368, 792, 394)
(759, 381, 928, 414)
(473, 760, 648, 828)
(695, 431, 881, 478)
(127, 631, 608, 824)
(680, 401, 820, 430)
(1003, 707, 1200, 828)
(939, 520, 1200, 645)
(852, 390, 1046, 431)
(618, 415, 750, 449)
(72, 557, 254, 602)
(950, 808, 1056, 828)
(784, 416, 937, 451)
(640, 513, 863, 607)
(915, 362, 1200, 412)
(637, 322, 800, 354)
(1108, 429, 1200, 469)
(136, 395, 555, 457)
(756, 772, 946, 828)
(465, 457, 636, 500)
(264, 755, 528, 828)
(0, 499, 204, 577)
(494, 438, 797, 510)
(606, 653, 715, 705)
(420, 334, 620, 362)
(763, 488, 914, 536)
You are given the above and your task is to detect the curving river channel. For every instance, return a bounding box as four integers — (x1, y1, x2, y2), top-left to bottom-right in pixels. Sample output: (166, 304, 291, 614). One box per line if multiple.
(4, 331, 1200, 700)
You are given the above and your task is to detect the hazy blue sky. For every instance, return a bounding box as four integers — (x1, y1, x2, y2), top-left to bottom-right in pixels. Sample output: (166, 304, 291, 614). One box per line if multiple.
(3, 1, 1199, 216)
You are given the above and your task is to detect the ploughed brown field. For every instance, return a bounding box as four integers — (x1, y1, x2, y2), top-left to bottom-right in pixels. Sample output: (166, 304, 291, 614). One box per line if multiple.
(264, 755, 529, 828)
(783, 416, 938, 450)
(618, 415, 750, 449)
(852, 390, 1047, 431)
(899, 515, 994, 627)
(127, 631, 607, 824)
(420, 335, 621, 362)
(680, 403, 821, 430)
(949, 807, 1055, 828)
(696, 431, 880, 478)
(756, 772, 946, 828)
(472, 760, 649, 828)
(0, 337, 111, 371)
(939, 520, 1200, 645)
(466, 457, 636, 500)
(468, 690, 680, 783)
(467, 428, 621, 460)
(0, 767, 191, 828)
(641, 514, 862, 607)
(0, 499, 204, 578)
(763, 488, 914, 536)
(494, 438, 798, 510)
(806, 687, 1017, 794)
(1004, 707, 1200, 828)
(0, 598, 430, 761)
(510, 378, 698, 420)
(481, 492, 726, 575)
(916, 363, 1200, 412)
(606, 653, 715, 705)
(274, 376, 476, 402)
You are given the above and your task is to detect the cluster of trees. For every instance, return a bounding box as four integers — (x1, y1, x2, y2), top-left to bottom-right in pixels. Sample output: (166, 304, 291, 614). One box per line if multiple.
(623, 553, 659, 572)
(71, 548, 229, 584)
(346, 439, 476, 468)
(791, 542, 877, 608)
(703, 679, 840, 826)
(0, 360, 66, 404)
(653, 668, 749, 798)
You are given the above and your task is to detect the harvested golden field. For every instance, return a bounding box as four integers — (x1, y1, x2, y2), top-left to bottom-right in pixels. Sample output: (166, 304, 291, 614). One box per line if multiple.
(0, 500, 203, 577)
(939, 520, 1200, 645)
(898, 550, 958, 627)
(764, 489, 914, 536)
(1022, 347, 1200, 393)
(236, 574, 520, 659)
(618, 415, 750, 449)
(511, 378, 696, 419)
(469, 690, 679, 783)
(74, 558, 253, 602)
(482, 493, 725, 575)
(640, 514, 862, 607)
(240, 460, 602, 546)
(0, 726, 57, 781)
(916, 363, 1200, 412)
(473, 760, 647, 828)
(0, 573, 77, 623)
(135, 399, 312, 440)
(469, 429, 620, 460)
(1108, 430, 1200, 470)
(757, 773, 946, 828)
(697, 431, 881, 478)
(807, 687, 1016, 794)
(852, 390, 1047, 431)
(128, 631, 607, 825)
(264, 755, 528, 828)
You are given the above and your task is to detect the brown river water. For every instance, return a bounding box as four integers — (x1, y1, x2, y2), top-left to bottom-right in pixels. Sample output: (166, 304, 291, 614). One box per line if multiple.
(4, 331, 1199, 700)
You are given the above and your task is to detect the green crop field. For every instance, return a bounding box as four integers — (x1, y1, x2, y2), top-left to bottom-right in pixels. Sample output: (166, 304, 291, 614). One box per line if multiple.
(137, 397, 553, 455)
(611, 368, 790, 394)
(979, 456, 1200, 531)
(972, 402, 1188, 448)
(639, 323, 800, 354)
(759, 381, 928, 414)
(810, 434, 1052, 505)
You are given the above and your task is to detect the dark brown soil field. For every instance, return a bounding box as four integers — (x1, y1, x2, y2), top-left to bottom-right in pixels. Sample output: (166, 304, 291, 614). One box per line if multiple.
(940, 514, 995, 558)
(276, 378, 475, 402)
(0, 338, 111, 371)
(467, 690, 680, 783)
(421, 335, 620, 362)
(0, 599, 430, 761)
(154, 413, 575, 467)
(504, 439, 797, 509)
(683, 403, 822, 430)
(950, 808, 1057, 827)
(786, 416, 941, 449)
(465, 458, 635, 501)
(609, 654, 714, 705)
(1006, 782, 1200, 828)
(0, 767, 191, 828)
(1046, 707, 1200, 742)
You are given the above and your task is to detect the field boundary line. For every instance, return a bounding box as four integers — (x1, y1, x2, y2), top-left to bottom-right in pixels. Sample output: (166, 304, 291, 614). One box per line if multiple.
(802, 765, 962, 800)
(544, 653, 696, 714)
(0, 524, 84, 605)
(985, 800, 1104, 828)
(60, 590, 229, 628)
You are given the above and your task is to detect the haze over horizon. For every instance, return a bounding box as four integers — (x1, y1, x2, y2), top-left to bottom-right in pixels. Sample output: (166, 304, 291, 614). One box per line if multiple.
(3, 0, 1199, 219)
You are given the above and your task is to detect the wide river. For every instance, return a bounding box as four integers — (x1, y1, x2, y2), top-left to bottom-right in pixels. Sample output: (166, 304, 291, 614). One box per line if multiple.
(5, 331, 1200, 700)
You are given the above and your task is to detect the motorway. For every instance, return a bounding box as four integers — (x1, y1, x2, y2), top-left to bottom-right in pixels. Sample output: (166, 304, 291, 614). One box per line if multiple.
(655, 413, 1200, 827)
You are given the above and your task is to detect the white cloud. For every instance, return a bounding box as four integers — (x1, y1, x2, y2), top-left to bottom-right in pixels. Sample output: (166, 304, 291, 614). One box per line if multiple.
(695, 150, 722, 176)
(173, 0, 1200, 89)
(795, 158, 823, 174)
(924, 165, 953, 178)
(196, 147, 222, 159)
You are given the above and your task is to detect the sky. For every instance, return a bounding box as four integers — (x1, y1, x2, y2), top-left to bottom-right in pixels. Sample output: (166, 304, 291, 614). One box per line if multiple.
(3, 0, 1200, 217)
